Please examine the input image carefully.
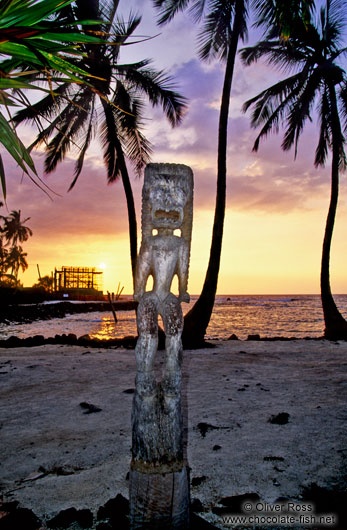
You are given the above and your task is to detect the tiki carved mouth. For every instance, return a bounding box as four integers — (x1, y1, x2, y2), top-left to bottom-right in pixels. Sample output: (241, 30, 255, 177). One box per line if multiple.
(154, 209, 180, 221)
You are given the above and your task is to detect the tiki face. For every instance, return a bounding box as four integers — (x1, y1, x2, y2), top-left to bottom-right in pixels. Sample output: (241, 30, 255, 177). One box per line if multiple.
(142, 163, 193, 238)
(149, 176, 186, 230)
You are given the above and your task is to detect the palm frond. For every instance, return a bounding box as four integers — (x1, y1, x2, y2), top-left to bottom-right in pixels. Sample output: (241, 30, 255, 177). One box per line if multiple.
(100, 0, 120, 27)
(338, 80, 347, 136)
(323, 0, 346, 50)
(117, 63, 187, 126)
(44, 88, 94, 172)
(110, 11, 142, 63)
(197, 0, 234, 61)
(152, 0, 191, 25)
(282, 67, 321, 154)
(240, 39, 309, 72)
(249, 82, 303, 151)
(13, 82, 72, 125)
(243, 72, 302, 126)
(26, 85, 92, 151)
(189, 0, 208, 22)
(70, 97, 97, 190)
(252, 0, 315, 38)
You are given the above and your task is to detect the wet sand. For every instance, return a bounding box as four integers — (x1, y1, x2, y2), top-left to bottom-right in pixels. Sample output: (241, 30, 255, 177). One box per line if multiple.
(0, 339, 346, 528)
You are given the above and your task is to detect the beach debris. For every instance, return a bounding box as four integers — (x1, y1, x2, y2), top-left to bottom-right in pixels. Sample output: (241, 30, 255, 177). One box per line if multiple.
(191, 476, 207, 487)
(228, 333, 239, 340)
(268, 412, 290, 424)
(123, 388, 135, 394)
(23, 465, 83, 483)
(196, 422, 223, 437)
(107, 290, 118, 324)
(212, 444, 222, 451)
(79, 402, 102, 414)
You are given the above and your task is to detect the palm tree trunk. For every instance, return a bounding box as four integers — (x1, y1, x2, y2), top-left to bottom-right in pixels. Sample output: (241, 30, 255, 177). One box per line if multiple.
(114, 136, 138, 288)
(320, 85, 347, 339)
(182, 1, 244, 348)
(100, 98, 138, 287)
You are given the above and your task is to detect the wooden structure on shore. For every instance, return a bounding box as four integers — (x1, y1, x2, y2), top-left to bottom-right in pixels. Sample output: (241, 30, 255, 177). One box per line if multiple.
(54, 266, 103, 297)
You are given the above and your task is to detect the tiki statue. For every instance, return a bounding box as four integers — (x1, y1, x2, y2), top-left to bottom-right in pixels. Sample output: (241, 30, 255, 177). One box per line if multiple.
(130, 163, 193, 529)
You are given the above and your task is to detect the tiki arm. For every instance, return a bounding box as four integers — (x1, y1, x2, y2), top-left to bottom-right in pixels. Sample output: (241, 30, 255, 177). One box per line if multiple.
(177, 240, 190, 303)
(134, 241, 152, 301)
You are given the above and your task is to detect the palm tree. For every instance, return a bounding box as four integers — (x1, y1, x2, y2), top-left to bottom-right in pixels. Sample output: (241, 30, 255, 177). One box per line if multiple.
(33, 275, 54, 292)
(153, 0, 315, 347)
(14, 0, 186, 284)
(154, 0, 249, 347)
(241, 0, 347, 339)
(6, 245, 28, 282)
(0, 0, 110, 197)
(0, 208, 33, 285)
(0, 238, 8, 278)
(2, 210, 33, 246)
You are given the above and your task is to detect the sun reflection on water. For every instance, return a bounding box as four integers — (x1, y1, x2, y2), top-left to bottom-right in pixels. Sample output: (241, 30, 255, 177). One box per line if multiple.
(1, 295, 347, 340)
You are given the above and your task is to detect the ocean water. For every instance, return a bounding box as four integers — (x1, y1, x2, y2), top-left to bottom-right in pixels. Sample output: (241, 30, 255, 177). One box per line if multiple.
(1, 294, 347, 341)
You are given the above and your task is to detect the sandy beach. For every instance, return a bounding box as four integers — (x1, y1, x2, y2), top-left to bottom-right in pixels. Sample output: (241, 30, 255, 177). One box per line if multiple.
(1, 339, 346, 529)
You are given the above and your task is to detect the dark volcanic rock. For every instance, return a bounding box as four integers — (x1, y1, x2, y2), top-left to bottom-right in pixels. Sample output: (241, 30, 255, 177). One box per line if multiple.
(268, 412, 290, 425)
(196, 422, 220, 438)
(247, 334, 261, 341)
(0, 334, 138, 349)
(0, 504, 41, 530)
(301, 483, 347, 529)
(190, 513, 218, 528)
(47, 507, 93, 528)
(190, 498, 204, 513)
(191, 476, 207, 487)
(97, 494, 129, 529)
(79, 402, 102, 414)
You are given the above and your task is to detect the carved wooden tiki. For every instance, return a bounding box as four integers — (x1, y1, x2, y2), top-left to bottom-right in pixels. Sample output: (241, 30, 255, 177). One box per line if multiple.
(129, 163, 193, 529)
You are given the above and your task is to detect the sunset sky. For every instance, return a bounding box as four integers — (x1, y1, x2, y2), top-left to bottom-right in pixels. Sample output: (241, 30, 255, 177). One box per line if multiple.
(3, 0, 347, 295)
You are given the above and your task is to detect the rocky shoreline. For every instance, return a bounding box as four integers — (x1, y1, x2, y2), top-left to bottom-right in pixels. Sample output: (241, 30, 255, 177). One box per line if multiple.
(0, 331, 332, 351)
(0, 332, 138, 350)
(0, 300, 137, 325)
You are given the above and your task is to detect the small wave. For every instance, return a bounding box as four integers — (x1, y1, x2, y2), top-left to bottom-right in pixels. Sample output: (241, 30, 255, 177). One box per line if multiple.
(218, 297, 298, 305)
